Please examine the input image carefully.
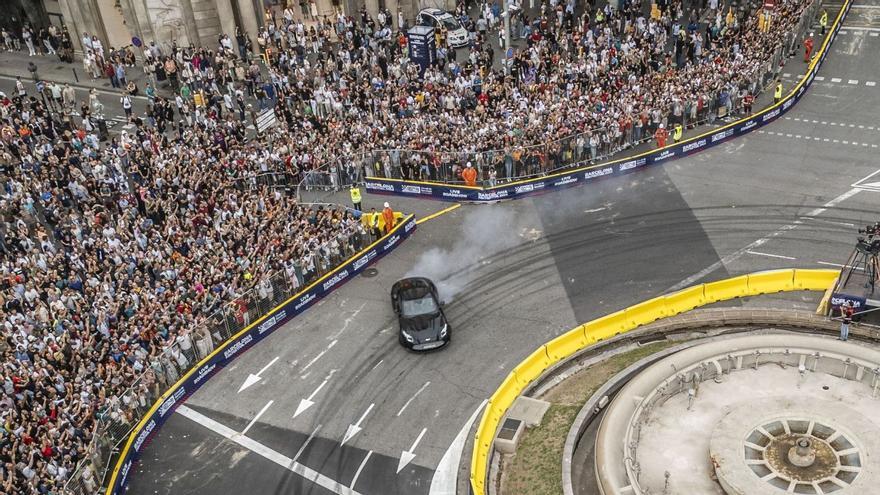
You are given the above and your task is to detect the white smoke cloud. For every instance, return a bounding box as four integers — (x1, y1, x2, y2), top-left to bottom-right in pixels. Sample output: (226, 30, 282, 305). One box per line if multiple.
(405, 206, 521, 302)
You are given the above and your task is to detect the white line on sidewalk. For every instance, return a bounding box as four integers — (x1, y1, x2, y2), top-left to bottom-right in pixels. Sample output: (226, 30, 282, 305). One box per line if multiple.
(242, 400, 274, 435)
(350, 451, 373, 490)
(397, 382, 431, 417)
(746, 250, 797, 260)
(429, 400, 488, 495)
(667, 187, 863, 292)
(177, 405, 362, 495)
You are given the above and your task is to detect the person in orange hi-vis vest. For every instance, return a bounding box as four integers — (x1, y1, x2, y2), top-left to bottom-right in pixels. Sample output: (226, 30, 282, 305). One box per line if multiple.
(462, 161, 478, 187)
(382, 202, 396, 234)
(654, 123, 668, 148)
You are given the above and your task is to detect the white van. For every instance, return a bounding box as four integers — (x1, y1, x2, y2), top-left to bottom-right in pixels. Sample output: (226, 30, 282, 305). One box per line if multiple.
(416, 8, 469, 48)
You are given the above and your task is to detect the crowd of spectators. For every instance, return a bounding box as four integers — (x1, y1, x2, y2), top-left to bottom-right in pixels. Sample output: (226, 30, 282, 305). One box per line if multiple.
(0, 0, 813, 491)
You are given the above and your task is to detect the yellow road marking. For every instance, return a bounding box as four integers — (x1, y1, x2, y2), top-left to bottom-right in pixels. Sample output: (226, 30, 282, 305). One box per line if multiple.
(416, 203, 461, 225)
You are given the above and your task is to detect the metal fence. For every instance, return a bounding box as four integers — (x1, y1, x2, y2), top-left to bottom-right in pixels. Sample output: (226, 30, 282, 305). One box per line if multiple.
(62, 226, 378, 494)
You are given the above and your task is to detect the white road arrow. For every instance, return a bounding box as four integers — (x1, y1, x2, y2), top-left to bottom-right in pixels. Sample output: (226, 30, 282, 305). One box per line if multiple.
(397, 427, 427, 473)
(293, 379, 329, 419)
(341, 403, 374, 446)
(238, 356, 279, 393)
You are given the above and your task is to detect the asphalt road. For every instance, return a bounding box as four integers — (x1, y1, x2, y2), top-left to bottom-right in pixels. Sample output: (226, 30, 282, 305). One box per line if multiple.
(117, 4, 880, 495)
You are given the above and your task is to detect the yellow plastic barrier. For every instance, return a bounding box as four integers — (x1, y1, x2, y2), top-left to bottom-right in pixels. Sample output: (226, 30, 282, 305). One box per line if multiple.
(360, 210, 404, 230)
(511, 346, 552, 384)
(703, 274, 750, 302)
(583, 310, 628, 342)
(794, 268, 840, 291)
(545, 327, 588, 362)
(663, 285, 706, 315)
(747, 269, 795, 295)
(624, 297, 668, 328)
(470, 269, 839, 495)
(470, 399, 498, 494)
(490, 372, 526, 416)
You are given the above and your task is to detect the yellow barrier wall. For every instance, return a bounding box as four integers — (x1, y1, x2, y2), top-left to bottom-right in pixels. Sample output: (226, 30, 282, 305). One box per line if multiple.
(470, 268, 838, 494)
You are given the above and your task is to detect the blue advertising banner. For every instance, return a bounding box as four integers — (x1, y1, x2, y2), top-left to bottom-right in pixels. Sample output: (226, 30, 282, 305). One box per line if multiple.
(365, 0, 851, 204)
(105, 215, 418, 494)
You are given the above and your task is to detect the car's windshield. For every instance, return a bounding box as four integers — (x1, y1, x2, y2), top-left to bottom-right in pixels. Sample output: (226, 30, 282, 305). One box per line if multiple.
(401, 295, 439, 317)
(440, 16, 461, 30)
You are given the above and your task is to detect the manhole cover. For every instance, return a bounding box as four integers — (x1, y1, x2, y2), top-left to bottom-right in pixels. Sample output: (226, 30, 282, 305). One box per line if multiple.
(362, 268, 378, 278)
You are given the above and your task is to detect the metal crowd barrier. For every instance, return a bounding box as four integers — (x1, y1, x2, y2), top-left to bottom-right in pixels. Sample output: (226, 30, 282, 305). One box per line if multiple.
(62, 227, 378, 494)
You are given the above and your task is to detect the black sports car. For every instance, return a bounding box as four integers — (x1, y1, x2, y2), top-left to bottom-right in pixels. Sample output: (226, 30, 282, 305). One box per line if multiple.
(391, 277, 450, 351)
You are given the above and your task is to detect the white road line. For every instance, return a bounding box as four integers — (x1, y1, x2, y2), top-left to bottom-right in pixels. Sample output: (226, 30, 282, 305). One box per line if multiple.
(293, 379, 330, 418)
(370, 359, 384, 371)
(746, 250, 797, 260)
(783, 73, 791, 78)
(668, 188, 862, 292)
(872, 32, 880, 37)
(397, 382, 431, 417)
(848, 80, 859, 85)
(341, 403, 375, 446)
(867, 81, 877, 87)
(817, 261, 864, 271)
(801, 217, 855, 227)
(242, 400, 274, 435)
(177, 406, 362, 495)
(831, 78, 842, 83)
(301, 339, 338, 375)
(815, 76, 825, 81)
(238, 356, 280, 393)
(350, 451, 373, 489)
(429, 400, 488, 495)
(293, 424, 322, 462)
(397, 427, 428, 473)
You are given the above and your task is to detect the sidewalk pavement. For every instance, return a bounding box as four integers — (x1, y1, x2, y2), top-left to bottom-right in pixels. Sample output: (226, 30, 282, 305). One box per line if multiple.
(0, 49, 148, 95)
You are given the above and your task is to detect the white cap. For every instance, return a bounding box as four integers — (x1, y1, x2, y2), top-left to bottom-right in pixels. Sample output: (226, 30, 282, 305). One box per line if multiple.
(384, 202, 390, 208)
(466, 162, 472, 167)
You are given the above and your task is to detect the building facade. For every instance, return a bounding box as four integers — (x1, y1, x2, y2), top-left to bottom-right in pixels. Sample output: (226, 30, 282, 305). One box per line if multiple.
(2, 0, 455, 58)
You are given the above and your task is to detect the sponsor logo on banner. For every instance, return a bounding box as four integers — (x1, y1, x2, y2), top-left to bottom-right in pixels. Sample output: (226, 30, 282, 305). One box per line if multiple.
(741, 120, 757, 132)
(133, 419, 156, 452)
(711, 129, 734, 143)
(365, 181, 395, 192)
(783, 98, 795, 111)
(402, 185, 433, 195)
(383, 235, 401, 251)
(223, 334, 254, 360)
(586, 166, 616, 178)
(441, 188, 469, 199)
(807, 72, 815, 85)
(654, 150, 676, 162)
(513, 182, 544, 195)
(831, 294, 865, 309)
(257, 310, 287, 335)
(119, 460, 132, 488)
(762, 108, 780, 122)
(477, 190, 510, 200)
(353, 250, 377, 271)
(322, 269, 350, 291)
(158, 387, 186, 418)
(618, 157, 647, 172)
(404, 218, 416, 233)
(193, 363, 217, 385)
(294, 293, 315, 311)
(682, 139, 707, 152)
(553, 175, 578, 186)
